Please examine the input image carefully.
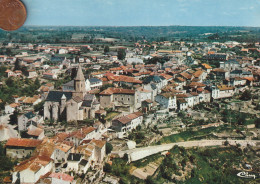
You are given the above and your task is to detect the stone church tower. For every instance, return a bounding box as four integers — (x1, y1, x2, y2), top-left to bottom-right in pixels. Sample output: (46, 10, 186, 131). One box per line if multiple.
(73, 65, 86, 99)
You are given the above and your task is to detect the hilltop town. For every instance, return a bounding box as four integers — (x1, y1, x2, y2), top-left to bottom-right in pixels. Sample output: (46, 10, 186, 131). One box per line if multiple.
(0, 27, 259, 184)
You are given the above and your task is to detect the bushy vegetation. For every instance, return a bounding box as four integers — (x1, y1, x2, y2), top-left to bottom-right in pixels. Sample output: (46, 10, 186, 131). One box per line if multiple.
(0, 143, 17, 182)
(0, 76, 41, 110)
(158, 127, 219, 144)
(145, 146, 259, 183)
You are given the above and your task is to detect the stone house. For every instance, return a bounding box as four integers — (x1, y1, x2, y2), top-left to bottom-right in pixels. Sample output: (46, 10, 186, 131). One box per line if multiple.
(5, 103, 20, 114)
(26, 124, 45, 140)
(43, 72, 58, 80)
(100, 88, 137, 113)
(155, 93, 177, 110)
(66, 153, 83, 172)
(177, 99, 188, 111)
(229, 77, 247, 86)
(27, 69, 38, 78)
(190, 92, 200, 106)
(210, 68, 229, 80)
(0, 124, 19, 142)
(5, 138, 42, 159)
(85, 78, 103, 91)
(66, 127, 97, 147)
(12, 156, 53, 184)
(111, 112, 143, 138)
(176, 93, 194, 108)
(143, 75, 167, 93)
(18, 111, 36, 131)
(136, 87, 152, 109)
(77, 139, 106, 173)
(192, 70, 207, 82)
(81, 94, 100, 119)
(212, 85, 235, 99)
(174, 77, 186, 90)
(220, 59, 240, 71)
(198, 89, 211, 102)
(54, 143, 72, 163)
(201, 63, 212, 73)
(230, 70, 253, 78)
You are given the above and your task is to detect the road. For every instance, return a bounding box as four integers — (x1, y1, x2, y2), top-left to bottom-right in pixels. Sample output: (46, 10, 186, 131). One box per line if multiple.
(112, 139, 260, 162)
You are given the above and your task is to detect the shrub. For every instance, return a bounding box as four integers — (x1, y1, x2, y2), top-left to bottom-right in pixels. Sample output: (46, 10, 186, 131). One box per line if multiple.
(106, 142, 113, 155)
(103, 163, 112, 173)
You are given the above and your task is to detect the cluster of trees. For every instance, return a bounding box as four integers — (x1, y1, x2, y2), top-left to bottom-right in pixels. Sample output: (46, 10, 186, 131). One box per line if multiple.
(0, 143, 16, 182)
(144, 56, 170, 65)
(128, 125, 145, 144)
(0, 77, 41, 110)
(117, 49, 126, 60)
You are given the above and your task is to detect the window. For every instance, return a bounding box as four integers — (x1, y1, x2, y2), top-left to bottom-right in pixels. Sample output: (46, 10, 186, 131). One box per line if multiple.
(128, 98, 130, 101)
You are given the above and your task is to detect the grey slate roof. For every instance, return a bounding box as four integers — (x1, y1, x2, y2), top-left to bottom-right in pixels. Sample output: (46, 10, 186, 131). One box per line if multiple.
(62, 80, 74, 87)
(79, 159, 88, 166)
(84, 94, 94, 101)
(46, 91, 72, 102)
(151, 83, 157, 90)
(75, 65, 85, 81)
(51, 56, 65, 62)
(24, 112, 35, 119)
(143, 75, 162, 84)
(88, 78, 102, 83)
(67, 153, 82, 161)
(82, 100, 92, 107)
(226, 59, 239, 64)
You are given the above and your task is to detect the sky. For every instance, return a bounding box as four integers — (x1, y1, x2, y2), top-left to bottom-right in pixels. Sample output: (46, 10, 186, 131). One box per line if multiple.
(22, 0, 260, 27)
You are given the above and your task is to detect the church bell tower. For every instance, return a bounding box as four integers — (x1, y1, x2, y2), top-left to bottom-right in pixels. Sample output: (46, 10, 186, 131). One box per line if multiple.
(73, 65, 86, 99)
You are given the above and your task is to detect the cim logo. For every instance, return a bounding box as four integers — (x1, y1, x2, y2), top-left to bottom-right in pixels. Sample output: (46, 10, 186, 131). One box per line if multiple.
(237, 171, 258, 179)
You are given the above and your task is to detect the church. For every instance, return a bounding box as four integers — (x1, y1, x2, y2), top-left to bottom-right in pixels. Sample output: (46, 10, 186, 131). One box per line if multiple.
(44, 65, 100, 122)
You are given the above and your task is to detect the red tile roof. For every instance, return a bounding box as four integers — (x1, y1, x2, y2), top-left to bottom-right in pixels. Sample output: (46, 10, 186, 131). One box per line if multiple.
(49, 173, 74, 182)
(14, 156, 52, 172)
(100, 88, 135, 95)
(180, 72, 192, 79)
(202, 63, 212, 69)
(116, 112, 143, 124)
(71, 127, 96, 139)
(27, 128, 43, 137)
(193, 70, 204, 78)
(5, 138, 42, 148)
(189, 82, 206, 88)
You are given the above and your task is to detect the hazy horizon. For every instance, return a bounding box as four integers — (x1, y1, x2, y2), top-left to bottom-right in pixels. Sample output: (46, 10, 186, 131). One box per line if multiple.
(22, 0, 260, 27)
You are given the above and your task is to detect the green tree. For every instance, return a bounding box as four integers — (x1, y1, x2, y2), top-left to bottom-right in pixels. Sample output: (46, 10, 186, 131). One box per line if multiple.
(0, 143, 14, 173)
(34, 101, 44, 116)
(254, 118, 260, 128)
(5, 48, 12, 56)
(103, 163, 112, 173)
(14, 59, 21, 70)
(240, 90, 252, 101)
(106, 142, 113, 155)
(104, 45, 110, 53)
(5, 77, 14, 87)
(9, 110, 19, 125)
(237, 113, 247, 125)
(80, 46, 90, 53)
(117, 49, 126, 60)
(34, 78, 41, 89)
(145, 176, 156, 184)
(100, 84, 114, 92)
